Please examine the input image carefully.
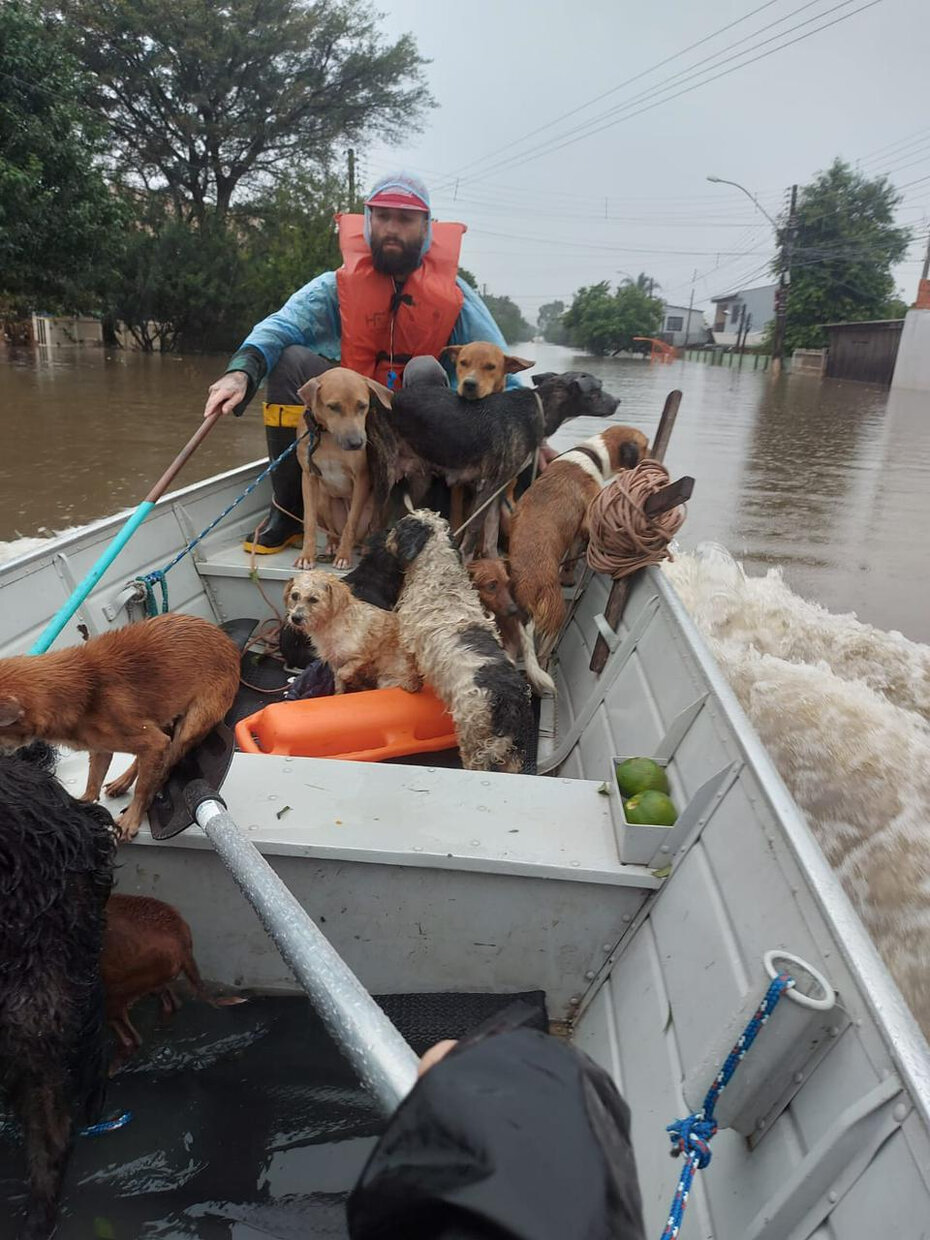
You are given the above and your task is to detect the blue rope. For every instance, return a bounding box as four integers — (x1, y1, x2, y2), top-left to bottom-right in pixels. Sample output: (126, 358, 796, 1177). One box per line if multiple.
(133, 426, 314, 613)
(660, 971, 794, 1240)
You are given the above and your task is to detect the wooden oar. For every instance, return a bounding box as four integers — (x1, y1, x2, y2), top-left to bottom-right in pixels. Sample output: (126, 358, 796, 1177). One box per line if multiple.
(589, 389, 683, 673)
(30, 410, 225, 654)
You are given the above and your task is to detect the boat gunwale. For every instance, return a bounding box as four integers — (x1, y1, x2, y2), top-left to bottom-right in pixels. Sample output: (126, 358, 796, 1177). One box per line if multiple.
(651, 563, 930, 1135)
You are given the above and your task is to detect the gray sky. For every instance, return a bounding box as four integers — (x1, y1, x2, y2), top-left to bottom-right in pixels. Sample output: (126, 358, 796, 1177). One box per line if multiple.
(361, 0, 929, 324)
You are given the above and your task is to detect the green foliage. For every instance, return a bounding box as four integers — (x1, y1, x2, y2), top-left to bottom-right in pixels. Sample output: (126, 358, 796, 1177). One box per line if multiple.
(778, 159, 911, 352)
(483, 293, 533, 345)
(537, 299, 568, 344)
(457, 267, 478, 289)
(59, 0, 434, 222)
(0, 1, 124, 313)
(562, 281, 663, 355)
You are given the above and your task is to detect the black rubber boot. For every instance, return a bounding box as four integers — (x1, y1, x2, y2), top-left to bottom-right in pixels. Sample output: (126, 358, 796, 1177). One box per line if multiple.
(242, 421, 304, 554)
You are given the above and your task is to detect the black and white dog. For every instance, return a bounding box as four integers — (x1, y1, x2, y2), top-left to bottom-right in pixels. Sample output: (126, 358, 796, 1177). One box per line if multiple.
(368, 371, 620, 555)
(0, 742, 116, 1239)
(358, 510, 537, 775)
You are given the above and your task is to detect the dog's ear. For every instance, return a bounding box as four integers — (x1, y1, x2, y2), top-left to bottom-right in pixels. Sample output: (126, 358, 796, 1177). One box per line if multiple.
(570, 373, 601, 395)
(283, 576, 296, 601)
(531, 371, 557, 387)
(0, 696, 24, 727)
(392, 516, 432, 565)
(365, 377, 394, 412)
(440, 345, 462, 362)
(504, 355, 534, 374)
(620, 440, 642, 469)
(297, 376, 320, 409)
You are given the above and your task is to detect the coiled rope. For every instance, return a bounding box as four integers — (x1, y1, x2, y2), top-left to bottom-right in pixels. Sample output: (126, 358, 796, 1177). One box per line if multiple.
(586, 459, 686, 578)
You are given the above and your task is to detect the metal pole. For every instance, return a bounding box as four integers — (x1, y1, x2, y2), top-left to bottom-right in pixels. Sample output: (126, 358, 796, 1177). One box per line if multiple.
(921, 228, 930, 281)
(685, 268, 697, 349)
(192, 795, 419, 1114)
(347, 148, 356, 205)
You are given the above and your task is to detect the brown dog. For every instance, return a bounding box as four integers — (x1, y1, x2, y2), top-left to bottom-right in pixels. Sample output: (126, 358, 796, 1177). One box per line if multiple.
(441, 342, 534, 540)
(102, 893, 243, 1057)
(284, 570, 421, 694)
(0, 614, 240, 840)
(294, 367, 393, 571)
(442, 341, 534, 400)
(467, 558, 523, 661)
(510, 424, 649, 671)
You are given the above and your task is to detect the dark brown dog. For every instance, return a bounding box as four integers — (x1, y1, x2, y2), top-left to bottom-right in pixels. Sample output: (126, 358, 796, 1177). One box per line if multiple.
(102, 893, 243, 1057)
(510, 423, 649, 668)
(0, 614, 240, 840)
(467, 558, 523, 661)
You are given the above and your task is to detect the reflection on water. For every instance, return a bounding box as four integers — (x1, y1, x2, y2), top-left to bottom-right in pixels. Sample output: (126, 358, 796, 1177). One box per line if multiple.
(2, 343, 929, 641)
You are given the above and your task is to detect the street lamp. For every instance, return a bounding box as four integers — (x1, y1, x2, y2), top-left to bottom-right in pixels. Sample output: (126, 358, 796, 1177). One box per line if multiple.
(706, 175, 778, 228)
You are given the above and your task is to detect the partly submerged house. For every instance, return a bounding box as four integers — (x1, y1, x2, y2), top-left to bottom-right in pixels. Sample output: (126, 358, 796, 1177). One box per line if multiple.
(711, 283, 777, 346)
(658, 303, 710, 348)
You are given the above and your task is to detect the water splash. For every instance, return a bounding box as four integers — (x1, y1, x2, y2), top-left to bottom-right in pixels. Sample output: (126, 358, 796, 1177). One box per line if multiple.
(664, 543, 930, 1038)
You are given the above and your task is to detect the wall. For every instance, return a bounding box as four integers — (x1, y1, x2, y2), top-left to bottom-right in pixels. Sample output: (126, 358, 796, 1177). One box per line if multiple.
(891, 305, 930, 392)
(31, 315, 103, 347)
(825, 320, 902, 385)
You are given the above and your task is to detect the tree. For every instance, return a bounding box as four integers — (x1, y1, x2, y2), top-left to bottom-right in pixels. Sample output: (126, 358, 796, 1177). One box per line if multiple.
(562, 281, 663, 356)
(483, 294, 533, 345)
(458, 267, 478, 289)
(621, 272, 661, 296)
(0, 1, 124, 312)
(60, 0, 433, 222)
(778, 159, 910, 351)
(537, 299, 567, 344)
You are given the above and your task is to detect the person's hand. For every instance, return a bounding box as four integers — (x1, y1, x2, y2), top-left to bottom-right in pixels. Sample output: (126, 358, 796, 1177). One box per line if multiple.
(417, 1039, 457, 1077)
(204, 371, 248, 419)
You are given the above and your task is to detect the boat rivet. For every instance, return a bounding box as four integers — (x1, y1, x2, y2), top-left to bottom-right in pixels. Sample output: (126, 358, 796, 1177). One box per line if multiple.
(477, 805, 488, 812)
(622, 913, 632, 922)
(659, 845, 670, 854)
(892, 1102, 908, 1123)
(268, 794, 278, 801)
(562, 779, 572, 785)
(571, 860, 580, 867)
(602, 943, 613, 952)
(427, 768, 436, 774)
(767, 835, 775, 845)
(569, 995, 581, 1006)
(470, 839, 480, 847)
(827, 1191, 838, 1204)
(756, 1118, 766, 1131)
(284, 757, 293, 764)
(481, 780, 491, 787)
(855, 1019, 863, 1028)
(584, 970, 595, 980)
(829, 1025, 840, 1038)
(794, 1072, 804, 1084)
(413, 845, 423, 852)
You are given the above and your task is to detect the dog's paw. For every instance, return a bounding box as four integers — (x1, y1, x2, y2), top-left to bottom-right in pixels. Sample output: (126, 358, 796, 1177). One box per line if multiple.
(105, 773, 136, 798)
(333, 552, 352, 570)
(293, 553, 316, 570)
(115, 811, 141, 842)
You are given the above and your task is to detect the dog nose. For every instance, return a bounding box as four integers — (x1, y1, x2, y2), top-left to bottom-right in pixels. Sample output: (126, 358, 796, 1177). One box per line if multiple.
(506, 603, 519, 616)
(341, 435, 365, 451)
(290, 609, 306, 625)
(461, 378, 478, 396)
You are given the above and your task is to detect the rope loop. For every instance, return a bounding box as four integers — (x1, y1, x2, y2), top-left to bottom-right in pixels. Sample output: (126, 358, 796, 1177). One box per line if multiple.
(586, 459, 685, 579)
(659, 972, 793, 1239)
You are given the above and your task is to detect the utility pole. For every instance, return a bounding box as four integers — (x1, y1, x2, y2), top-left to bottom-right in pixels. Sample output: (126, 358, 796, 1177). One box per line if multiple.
(347, 148, 356, 206)
(685, 267, 697, 349)
(921, 227, 930, 282)
(770, 183, 797, 378)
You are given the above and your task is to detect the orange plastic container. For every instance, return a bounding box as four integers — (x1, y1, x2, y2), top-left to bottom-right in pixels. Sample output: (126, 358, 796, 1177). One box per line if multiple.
(234, 685, 458, 762)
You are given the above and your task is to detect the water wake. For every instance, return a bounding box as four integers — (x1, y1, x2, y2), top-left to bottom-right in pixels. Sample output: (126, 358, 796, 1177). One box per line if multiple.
(664, 544, 930, 1037)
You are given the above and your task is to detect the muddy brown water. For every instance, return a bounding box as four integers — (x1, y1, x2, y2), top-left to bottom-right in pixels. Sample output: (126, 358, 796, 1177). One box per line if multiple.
(3, 342, 928, 642)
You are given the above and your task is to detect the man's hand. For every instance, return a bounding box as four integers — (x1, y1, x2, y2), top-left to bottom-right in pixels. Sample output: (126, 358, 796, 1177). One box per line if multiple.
(417, 1039, 457, 1077)
(204, 371, 248, 420)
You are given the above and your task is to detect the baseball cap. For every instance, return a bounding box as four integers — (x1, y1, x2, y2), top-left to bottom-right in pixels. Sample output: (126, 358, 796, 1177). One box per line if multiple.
(365, 172, 430, 213)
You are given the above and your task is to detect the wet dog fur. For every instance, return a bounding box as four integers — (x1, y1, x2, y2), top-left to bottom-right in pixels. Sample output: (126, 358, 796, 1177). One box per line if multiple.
(381, 510, 536, 774)
(0, 614, 241, 841)
(510, 425, 649, 681)
(467, 558, 523, 662)
(295, 367, 394, 570)
(0, 741, 116, 1239)
(283, 570, 421, 694)
(102, 893, 243, 1061)
(377, 371, 620, 557)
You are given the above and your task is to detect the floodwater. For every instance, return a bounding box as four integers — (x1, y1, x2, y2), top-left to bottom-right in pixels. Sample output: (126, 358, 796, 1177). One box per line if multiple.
(2, 342, 928, 641)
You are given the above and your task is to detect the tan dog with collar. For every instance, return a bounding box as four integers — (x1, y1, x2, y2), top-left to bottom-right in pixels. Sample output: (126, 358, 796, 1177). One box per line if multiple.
(295, 368, 393, 570)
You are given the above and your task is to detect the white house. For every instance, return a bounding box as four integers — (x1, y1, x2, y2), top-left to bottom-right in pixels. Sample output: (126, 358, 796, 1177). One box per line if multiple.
(710, 284, 777, 347)
(659, 303, 708, 348)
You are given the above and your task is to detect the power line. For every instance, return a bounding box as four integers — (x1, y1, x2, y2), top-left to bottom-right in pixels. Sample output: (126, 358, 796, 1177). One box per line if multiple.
(471, 0, 887, 184)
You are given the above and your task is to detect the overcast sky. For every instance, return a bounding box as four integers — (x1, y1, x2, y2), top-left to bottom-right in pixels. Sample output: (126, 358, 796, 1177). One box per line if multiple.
(360, 0, 930, 324)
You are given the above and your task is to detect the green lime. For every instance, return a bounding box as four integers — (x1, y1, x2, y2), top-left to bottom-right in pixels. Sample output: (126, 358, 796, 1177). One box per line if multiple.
(624, 790, 678, 826)
(615, 757, 669, 799)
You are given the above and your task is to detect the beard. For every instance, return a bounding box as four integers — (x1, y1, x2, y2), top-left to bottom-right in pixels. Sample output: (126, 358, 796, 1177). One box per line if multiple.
(370, 234, 423, 277)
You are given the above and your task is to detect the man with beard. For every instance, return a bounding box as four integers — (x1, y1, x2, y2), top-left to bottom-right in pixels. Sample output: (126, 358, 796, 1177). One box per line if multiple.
(203, 172, 521, 555)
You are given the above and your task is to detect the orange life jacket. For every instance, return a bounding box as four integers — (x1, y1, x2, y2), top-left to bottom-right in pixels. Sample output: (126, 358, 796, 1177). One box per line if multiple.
(335, 213, 466, 387)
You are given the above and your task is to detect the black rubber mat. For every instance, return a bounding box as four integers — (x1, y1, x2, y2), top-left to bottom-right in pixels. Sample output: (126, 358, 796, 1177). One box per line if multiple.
(2, 989, 548, 1239)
